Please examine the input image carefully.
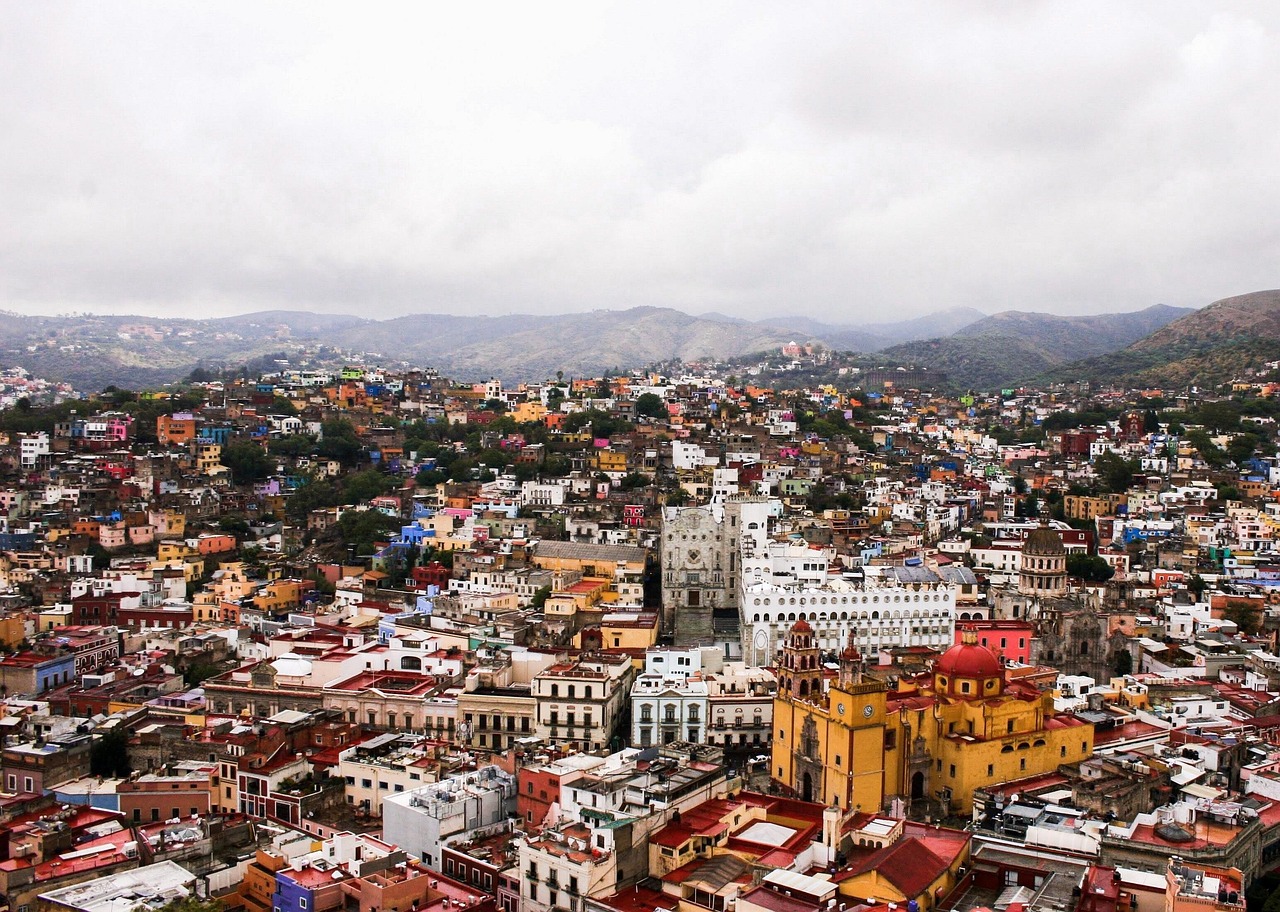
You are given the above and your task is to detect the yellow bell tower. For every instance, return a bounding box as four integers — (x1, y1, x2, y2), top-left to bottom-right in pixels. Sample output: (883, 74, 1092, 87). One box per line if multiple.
(772, 620, 889, 810)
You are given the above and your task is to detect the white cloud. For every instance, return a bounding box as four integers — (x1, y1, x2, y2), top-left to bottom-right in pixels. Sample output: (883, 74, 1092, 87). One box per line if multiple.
(0, 2, 1277, 321)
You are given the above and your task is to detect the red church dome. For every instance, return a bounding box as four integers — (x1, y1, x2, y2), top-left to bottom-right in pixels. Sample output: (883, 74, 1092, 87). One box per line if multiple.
(791, 617, 813, 635)
(935, 640, 1002, 680)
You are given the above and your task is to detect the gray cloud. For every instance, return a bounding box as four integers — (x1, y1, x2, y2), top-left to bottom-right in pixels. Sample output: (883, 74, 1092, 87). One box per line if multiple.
(1, 2, 1277, 322)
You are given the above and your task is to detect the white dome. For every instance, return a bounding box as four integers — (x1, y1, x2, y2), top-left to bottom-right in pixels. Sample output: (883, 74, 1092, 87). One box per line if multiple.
(271, 656, 312, 677)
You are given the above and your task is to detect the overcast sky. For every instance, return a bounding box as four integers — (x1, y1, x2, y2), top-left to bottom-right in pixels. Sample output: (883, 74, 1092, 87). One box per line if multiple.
(2, 3, 1278, 323)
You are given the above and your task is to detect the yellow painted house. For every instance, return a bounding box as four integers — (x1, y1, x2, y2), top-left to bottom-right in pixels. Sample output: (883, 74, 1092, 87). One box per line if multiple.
(594, 449, 628, 474)
(510, 401, 548, 424)
(832, 821, 971, 911)
(584, 611, 659, 652)
(252, 578, 308, 614)
(193, 590, 221, 623)
(0, 614, 26, 649)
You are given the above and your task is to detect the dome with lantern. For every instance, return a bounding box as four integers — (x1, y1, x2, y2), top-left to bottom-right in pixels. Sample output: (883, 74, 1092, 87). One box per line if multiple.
(933, 630, 1003, 699)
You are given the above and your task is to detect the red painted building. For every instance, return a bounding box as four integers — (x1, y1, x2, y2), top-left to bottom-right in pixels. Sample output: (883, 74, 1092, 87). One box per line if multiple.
(116, 603, 194, 629)
(410, 561, 452, 592)
(70, 592, 137, 626)
(1058, 430, 1102, 457)
(517, 766, 565, 829)
(953, 619, 1035, 665)
(119, 766, 215, 823)
(49, 625, 121, 675)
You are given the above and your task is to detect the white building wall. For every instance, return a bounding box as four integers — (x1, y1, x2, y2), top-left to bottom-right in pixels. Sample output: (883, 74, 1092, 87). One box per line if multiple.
(742, 583, 956, 666)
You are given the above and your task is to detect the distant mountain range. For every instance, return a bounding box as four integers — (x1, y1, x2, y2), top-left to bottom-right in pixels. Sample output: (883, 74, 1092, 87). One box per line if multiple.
(750, 307, 989, 352)
(881, 303, 1195, 389)
(1046, 290, 1280, 389)
(2, 291, 1270, 392)
(0, 305, 990, 389)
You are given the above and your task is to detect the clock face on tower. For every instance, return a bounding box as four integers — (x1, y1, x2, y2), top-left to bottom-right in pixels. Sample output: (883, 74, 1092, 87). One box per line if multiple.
(863, 705, 874, 718)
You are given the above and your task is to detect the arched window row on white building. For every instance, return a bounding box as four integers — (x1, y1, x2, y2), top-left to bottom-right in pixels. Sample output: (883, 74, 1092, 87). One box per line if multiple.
(743, 588, 964, 665)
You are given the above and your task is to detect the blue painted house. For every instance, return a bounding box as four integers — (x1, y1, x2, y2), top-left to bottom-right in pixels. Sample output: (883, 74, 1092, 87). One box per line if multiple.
(0, 651, 76, 695)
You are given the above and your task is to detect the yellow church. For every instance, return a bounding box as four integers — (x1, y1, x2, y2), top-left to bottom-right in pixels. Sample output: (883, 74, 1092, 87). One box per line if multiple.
(772, 621, 1093, 815)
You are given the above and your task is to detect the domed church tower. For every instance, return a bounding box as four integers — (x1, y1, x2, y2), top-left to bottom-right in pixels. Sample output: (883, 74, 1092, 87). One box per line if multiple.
(779, 618, 823, 702)
(1019, 522, 1068, 598)
(838, 630, 864, 688)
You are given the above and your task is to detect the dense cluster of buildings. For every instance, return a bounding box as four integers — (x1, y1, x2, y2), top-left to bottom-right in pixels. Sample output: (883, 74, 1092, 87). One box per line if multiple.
(0, 360, 1275, 912)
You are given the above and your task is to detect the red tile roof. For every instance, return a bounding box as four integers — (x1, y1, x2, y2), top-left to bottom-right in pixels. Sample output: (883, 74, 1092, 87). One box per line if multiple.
(738, 884, 824, 912)
(838, 837, 948, 897)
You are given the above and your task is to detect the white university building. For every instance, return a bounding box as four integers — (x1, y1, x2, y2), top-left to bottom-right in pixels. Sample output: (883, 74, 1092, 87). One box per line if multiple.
(734, 498, 957, 666)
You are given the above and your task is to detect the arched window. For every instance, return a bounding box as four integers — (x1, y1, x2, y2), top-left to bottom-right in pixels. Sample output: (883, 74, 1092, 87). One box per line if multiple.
(401, 656, 422, 671)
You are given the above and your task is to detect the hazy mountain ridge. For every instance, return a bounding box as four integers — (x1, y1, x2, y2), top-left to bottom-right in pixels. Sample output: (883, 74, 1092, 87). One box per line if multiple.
(426, 309, 798, 380)
(1047, 290, 1280, 388)
(880, 304, 1194, 389)
(0, 299, 1209, 390)
(753, 306, 988, 352)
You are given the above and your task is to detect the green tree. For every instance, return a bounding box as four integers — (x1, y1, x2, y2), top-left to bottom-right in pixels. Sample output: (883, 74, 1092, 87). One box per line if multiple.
(1094, 451, 1138, 494)
(1260, 881, 1280, 912)
(543, 456, 572, 477)
(1185, 429, 1226, 467)
(90, 728, 132, 778)
(269, 435, 317, 458)
(530, 585, 552, 609)
(1223, 599, 1262, 635)
(183, 660, 224, 687)
(286, 479, 340, 520)
(563, 409, 626, 438)
(1114, 649, 1133, 676)
(1227, 433, 1261, 466)
(343, 469, 394, 504)
(336, 509, 397, 556)
(1194, 400, 1241, 434)
(218, 514, 251, 539)
(266, 396, 298, 416)
(221, 441, 273, 485)
(634, 392, 668, 420)
(85, 541, 111, 570)
(318, 419, 363, 465)
(1066, 553, 1115, 583)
